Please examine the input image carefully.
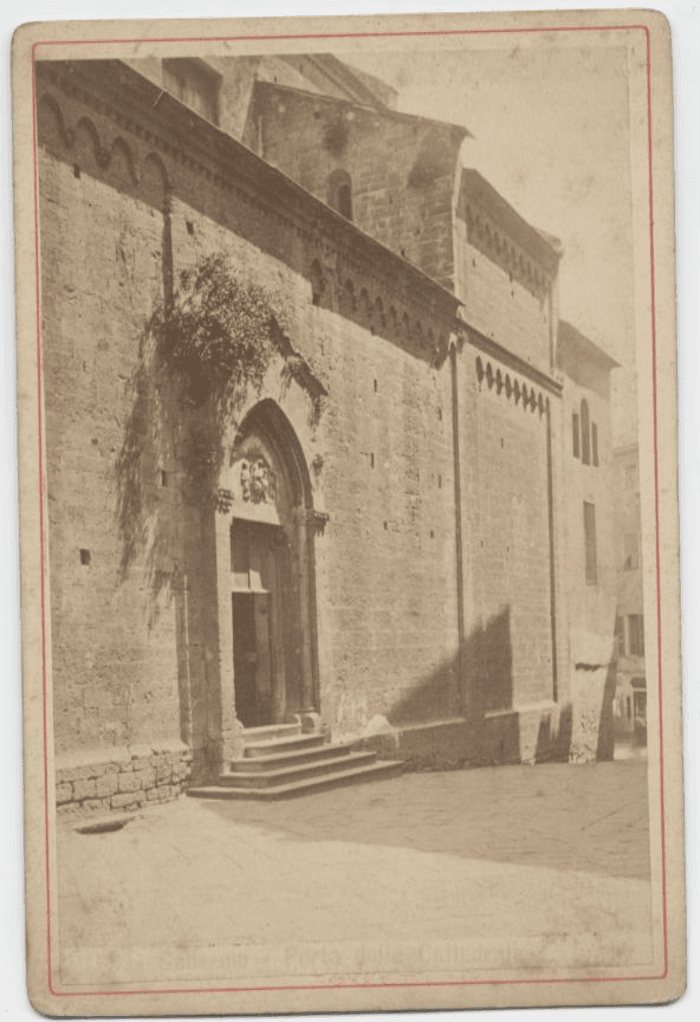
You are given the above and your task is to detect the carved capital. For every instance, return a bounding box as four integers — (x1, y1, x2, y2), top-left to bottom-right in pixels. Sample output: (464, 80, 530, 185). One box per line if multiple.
(294, 508, 330, 535)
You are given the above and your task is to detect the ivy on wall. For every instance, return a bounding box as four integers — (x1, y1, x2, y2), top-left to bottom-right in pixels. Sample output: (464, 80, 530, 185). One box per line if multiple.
(116, 251, 327, 613)
(153, 252, 276, 410)
(151, 253, 279, 491)
(116, 254, 277, 612)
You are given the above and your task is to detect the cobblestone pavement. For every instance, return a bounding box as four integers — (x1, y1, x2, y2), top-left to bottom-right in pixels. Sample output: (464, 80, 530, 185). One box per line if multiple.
(56, 761, 655, 990)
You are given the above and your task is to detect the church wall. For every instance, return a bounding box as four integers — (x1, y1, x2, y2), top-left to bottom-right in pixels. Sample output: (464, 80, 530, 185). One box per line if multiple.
(453, 337, 586, 765)
(38, 126, 186, 762)
(156, 150, 462, 744)
(254, 85, 462, 289)
(36, 57, 616, 814)
(36, 64, 462, 810)
(473, 374, 553, 710)
(453, 199, 555, 376)
(315, 318, 459, 737)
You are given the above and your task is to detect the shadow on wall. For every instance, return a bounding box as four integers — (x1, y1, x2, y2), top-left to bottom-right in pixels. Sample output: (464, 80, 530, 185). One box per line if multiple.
(596, 658, 617, 762)
(387, 656, 461, 728)
(463, 606, 514, 716)
(375, 606, 614, 770)
(114, 325, 187, 628)
(114, 324, 225, 779)
(388, 606, 514, 730)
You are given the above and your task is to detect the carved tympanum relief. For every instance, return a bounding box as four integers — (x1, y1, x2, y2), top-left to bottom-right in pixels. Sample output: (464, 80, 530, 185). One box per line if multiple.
(240, 456, 277, 505)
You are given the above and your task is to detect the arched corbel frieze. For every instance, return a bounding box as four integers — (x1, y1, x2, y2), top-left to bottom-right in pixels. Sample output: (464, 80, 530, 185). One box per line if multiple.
(475, 356, 545, 419)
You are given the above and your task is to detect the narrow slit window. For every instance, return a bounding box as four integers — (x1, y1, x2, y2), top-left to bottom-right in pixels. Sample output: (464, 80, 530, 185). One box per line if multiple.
(581, 400, 591, 465)
(572, 412, 580, 459)
(591, 422, 599, 467)
(628, 614, 645, 656)
(614, 615, 625, 656)
(583, 501, 597, 585)
(337, 183, 353, 220)
(326, 169, 353, 221)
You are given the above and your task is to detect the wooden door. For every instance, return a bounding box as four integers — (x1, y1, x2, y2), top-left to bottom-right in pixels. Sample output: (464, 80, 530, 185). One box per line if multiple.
(231, 519, 288, 727)
(231, 593, 258, 727)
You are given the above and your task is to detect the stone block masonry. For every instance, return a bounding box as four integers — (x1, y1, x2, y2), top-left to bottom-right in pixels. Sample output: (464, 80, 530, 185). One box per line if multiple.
(34, 56, 617, 789)
(55, 740, 192, 817)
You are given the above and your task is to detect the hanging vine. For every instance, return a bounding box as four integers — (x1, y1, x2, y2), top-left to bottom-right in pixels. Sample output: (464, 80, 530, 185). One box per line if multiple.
(154, 253, 275, 407)
(116, 254, 276, 597)
(116, 251, 327, 602)
(150, 252, 278, 491)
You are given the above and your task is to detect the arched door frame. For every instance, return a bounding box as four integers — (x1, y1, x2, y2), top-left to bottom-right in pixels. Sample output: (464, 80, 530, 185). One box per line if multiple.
(212, 400, 323, 762)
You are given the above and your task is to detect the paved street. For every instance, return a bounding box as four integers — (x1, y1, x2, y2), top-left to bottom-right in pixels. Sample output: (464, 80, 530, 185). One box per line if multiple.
(56, 761, 655, 989)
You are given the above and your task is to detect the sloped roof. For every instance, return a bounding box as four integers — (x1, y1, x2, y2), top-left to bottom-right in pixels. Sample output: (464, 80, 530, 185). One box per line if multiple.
(258, 54, 398, 110)
(558, 320, 620, 371)
(304, 54, 398, 109)
(338, 60, 398, 109)
(460, 169, 561, 273)
(255, 78, 471, 140)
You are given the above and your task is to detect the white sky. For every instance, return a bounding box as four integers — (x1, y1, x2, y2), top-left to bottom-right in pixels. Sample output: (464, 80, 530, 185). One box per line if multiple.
(343, 46, 637, 445)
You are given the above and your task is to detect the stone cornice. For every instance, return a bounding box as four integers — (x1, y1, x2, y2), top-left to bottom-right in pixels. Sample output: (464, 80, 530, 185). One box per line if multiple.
(35, 59, 461, 330)
(459, 321, 563, 397)
(254, 78, 472, 140)
(458, 168, 561, 283)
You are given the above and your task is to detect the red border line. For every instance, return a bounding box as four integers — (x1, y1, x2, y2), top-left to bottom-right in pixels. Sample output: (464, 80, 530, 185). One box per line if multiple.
(30, 24, 652, 50)
(645, 23, 668, 981)
(31, 21, 667, 998)
(30, 47, 55, 990)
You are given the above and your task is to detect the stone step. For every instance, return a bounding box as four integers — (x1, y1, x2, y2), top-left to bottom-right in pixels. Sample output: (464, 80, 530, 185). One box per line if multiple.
(230, 741, 355, 773)
(241, 722, 302, 743)
(188, 759, 403, 801)
(242, 733, 326, 758)
(219, 750, 378, 789)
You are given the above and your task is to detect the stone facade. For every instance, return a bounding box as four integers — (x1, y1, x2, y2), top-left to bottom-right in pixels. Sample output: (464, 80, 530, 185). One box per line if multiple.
(557, 321, 620, 762)
(55, 741, 192, 818)
(34, 54, 620, 811)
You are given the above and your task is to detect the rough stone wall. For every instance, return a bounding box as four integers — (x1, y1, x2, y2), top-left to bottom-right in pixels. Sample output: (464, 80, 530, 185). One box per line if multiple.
(254, 85, 463, 289)
(449, 337, 571, 765)
(38, 115, 187, 759)
(315, 317, 460, 736)
(36, 63, 461, 796)
(55, 740, 192, 819)
(453, 211, 553, 376)
(37, 57, 614, 788)
(466, 350, 555, 716)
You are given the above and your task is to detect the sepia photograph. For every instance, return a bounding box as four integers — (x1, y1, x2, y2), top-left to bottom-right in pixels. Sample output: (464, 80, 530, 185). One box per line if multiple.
(11, 8, 685, 1015)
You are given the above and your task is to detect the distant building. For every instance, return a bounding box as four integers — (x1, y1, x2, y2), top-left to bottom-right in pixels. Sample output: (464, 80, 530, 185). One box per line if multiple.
(613, 444, 647, 745)
(35, 53, 621, 811)
(557, 321, 620, 761)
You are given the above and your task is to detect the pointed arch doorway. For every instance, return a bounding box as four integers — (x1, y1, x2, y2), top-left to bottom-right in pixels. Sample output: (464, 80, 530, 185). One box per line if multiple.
(225, 401, 320, 729)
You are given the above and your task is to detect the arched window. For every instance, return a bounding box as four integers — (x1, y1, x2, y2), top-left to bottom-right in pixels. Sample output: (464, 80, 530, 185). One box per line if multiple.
(326, 169, 353, 221)
(580, 399, 591, 465)
(337, 183, 352, 220)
